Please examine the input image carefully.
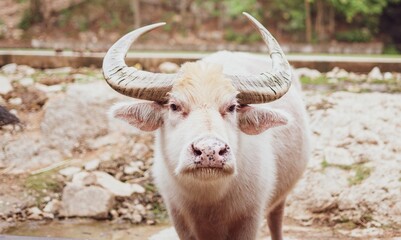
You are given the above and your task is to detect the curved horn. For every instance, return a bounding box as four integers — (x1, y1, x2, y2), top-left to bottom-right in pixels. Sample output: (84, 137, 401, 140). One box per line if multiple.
(228, 12, 292, 104)
(102, 23, 177, 102)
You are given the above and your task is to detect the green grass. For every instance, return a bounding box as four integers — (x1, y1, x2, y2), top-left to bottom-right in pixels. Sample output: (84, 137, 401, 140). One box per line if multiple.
(321, 160, 372, 186)
(348, 165, 372, 186)
(300, 76, 330, 85)
(24, 170, 63, 206)
(321, 159, 353, 171)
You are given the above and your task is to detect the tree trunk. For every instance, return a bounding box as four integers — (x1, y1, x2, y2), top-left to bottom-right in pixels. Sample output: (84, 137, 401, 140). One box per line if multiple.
(180, 0, 188, 17)
(328, 4, 335, 40)
(304, 0, 312, 43)
(131, 0, 141, 29)
(180, 0, 190, 28)
(314, 0, 324, 42)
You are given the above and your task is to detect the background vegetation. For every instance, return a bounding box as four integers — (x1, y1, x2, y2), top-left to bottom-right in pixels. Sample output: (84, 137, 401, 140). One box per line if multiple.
(3, 0, 401, 52)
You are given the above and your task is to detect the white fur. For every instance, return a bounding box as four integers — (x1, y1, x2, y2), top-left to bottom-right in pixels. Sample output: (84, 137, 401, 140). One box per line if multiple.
(111, 52, 310, 240)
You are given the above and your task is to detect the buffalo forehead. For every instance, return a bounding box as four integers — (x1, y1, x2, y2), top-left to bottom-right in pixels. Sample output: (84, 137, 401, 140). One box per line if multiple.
(171, 62, 238, 107)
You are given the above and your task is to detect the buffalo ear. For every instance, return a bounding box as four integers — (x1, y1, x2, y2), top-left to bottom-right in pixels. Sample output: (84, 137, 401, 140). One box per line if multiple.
(110, 101, 164, 131)
(238, 106, 290, 135)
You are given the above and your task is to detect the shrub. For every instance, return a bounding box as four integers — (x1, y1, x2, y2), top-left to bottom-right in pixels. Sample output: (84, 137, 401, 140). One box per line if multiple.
(335, 29, 372, 43)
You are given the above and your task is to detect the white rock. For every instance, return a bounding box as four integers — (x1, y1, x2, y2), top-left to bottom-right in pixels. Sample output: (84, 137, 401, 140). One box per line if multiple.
(131, 143, 149, 159)
(396, 73, 401, 81)
(134, 204, 146, 215)
(159, 62, 179, 73)
(28, 206, 42, 215)
(43, 199, 61, 213)
(42, 212, 54, 219)
(324, 147, 354, 166)
(336, 69, 349, 79)
(87, 134, 119, 149)
(0, 76, 13, 94)
(84, 159, 100, 171)
(368, 67, 383, 81)
(124, 161, 143, 174)
(337, 190, 358, 210)
(149, 227, 179, 240)
(60, 183, 114, 218)
(27, 207, 43, 220)
(94, 171, 143, 197)
(131, 183, 145, 194)
(44, 67, 72, 75)
(383, 72, 393, 80)
(19, 77, 34, 86)
(295, 68, 321, 79)
(0, 96, 5, 105)
(132, 213, 143, 223)
(40, 82, 121, 156)
(349, 228, 384, 237)
(34, 83, 63, 93)
(71, 171, 90, 186)
(9, 109, 18, 117)
(326, 67, 340, 78)
(349, 72, 364, 82)
(327, 78, 338, 84)
(8, 97, 22, 105)
(59, 166, 81, 177)
(1, 63, 17, 75)
(123, 166, 138, 175)
(43, 196, 51, 202)
(18, 65, 36, 76)
(130, 161, 144, 168)
(9, 109, 18, 116)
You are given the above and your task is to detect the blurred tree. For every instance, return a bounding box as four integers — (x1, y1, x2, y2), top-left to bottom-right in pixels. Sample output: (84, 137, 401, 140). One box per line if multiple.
(380, 0, 401, 52)
(266, 0, 306, 41)
(16, 0, 401, 45)
(130, 0, 141, 28)
(305, 0, 312, 43)
(326, 0, 400, 36)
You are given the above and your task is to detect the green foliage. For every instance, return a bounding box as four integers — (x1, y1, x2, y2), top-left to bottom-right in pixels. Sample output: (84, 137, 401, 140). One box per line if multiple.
(19, 9, 34, 30)
(327, 0, 396, 23)
(76, 17, 89, 32)
(13, 0, 401, 45)
(223, 0, 260, 18)
(57, 9, 72, 28)
(100, 12, 121, 30)
(269, 0, 306, 33)
(335, 29, 372, 42)
(224, 27, 262, 44)
(383, 44, 401, 55)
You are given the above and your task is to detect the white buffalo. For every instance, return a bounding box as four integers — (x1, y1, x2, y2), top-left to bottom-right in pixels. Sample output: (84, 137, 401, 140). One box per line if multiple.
(103, 13, 310, 240)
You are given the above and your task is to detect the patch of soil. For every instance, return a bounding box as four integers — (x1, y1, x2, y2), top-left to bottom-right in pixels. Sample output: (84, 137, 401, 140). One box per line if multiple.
(2, 85, 47, 112)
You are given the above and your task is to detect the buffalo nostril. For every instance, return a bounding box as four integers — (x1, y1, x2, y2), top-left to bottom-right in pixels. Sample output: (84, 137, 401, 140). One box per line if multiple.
(219, 147, 228, 156)
(192, 145, 202, 156)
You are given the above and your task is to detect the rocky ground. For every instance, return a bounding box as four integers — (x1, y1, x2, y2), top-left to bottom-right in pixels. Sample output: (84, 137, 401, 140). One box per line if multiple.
(0, 62, 401, 239)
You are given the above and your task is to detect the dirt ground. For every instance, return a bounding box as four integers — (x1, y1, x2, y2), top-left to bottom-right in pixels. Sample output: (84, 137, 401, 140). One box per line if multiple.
(1, 64, 401, 239)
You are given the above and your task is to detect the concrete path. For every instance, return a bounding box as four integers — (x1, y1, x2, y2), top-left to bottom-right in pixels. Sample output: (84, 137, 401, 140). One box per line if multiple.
(0, 49, 400, 72)
(0, 236, 77, 240)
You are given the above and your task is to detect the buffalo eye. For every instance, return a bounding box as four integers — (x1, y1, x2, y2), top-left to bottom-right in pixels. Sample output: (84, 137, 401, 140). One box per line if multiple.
(170, 103, 180, 112)
(227, 104, 237, 113)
